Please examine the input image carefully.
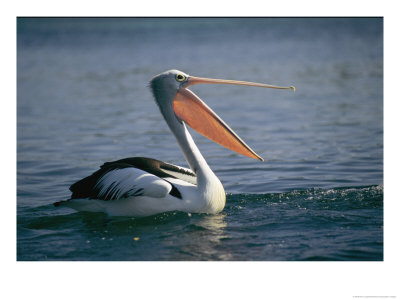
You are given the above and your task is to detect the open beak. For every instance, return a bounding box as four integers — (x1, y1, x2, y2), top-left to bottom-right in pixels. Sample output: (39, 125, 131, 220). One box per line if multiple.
(173, 75, 295, 161)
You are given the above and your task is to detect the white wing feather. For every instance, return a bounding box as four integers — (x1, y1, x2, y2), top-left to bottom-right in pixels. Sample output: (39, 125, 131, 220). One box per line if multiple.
(94, 168, 172, 199)
(160, 165, 197, 185)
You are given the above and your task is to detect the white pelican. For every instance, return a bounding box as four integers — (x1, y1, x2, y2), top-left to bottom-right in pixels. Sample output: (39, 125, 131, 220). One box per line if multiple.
(55, 70, 294, 217)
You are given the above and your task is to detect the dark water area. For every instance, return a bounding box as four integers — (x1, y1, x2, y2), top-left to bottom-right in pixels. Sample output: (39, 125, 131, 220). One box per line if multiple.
(18, 185, 382, 261)
(17, 17, 383, 261)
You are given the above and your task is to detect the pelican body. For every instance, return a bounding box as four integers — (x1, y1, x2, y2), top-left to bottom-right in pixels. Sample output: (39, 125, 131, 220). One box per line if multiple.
(55, 70, 294, 217)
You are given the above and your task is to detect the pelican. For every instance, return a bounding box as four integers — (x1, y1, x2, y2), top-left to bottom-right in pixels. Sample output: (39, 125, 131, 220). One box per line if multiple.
(54, 70, 294, 217)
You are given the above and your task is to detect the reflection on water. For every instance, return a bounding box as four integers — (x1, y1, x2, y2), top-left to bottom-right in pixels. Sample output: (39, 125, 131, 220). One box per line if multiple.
(171, 213, 232, 260)
(20, 209, 232, 260)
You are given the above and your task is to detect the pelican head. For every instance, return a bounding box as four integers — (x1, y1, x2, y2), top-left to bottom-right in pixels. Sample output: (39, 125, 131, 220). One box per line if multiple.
(150, 69, 294, 162)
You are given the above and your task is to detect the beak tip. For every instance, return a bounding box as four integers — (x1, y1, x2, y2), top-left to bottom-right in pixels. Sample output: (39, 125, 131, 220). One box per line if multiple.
(290, 86, 296, 92)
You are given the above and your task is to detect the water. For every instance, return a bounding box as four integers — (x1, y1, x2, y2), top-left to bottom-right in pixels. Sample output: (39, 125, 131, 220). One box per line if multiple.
(17, 17, 383, 261)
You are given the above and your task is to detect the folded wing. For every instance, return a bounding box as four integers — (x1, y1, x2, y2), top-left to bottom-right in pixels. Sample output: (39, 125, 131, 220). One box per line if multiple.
(69, 157, 196, 200)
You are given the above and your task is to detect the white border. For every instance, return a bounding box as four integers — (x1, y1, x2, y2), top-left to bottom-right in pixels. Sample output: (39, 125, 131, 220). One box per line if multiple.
(3, 1, 399, 299)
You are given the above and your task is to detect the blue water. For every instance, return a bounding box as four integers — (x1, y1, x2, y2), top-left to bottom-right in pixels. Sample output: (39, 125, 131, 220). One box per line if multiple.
(17, 17, 383, 261)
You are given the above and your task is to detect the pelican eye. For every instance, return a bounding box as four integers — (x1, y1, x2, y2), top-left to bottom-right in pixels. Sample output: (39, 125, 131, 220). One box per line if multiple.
(175, 74, 186, 82)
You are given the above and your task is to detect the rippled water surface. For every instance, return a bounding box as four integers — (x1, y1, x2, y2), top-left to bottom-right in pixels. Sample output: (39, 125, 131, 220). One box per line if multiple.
(17, 18, 383, 261)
